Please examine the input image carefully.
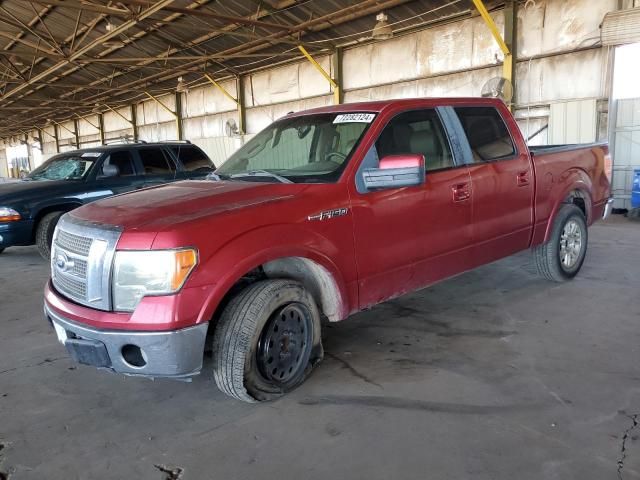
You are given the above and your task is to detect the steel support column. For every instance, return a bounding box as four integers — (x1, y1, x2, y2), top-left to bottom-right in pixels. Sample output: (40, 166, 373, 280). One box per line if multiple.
(237, 76, 246, 135)
(98, 114, 105, 145)
(503, 0, 517, 101)
(175, 92, 184, 140)
(130, 105, 139, 142)
(53, 124, 59, 153)
(73, 119, 80, 149)
(332, 47, 344, 104)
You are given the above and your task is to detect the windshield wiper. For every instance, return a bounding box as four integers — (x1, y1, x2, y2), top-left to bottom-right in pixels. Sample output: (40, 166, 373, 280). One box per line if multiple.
(230, 170, 293, 184)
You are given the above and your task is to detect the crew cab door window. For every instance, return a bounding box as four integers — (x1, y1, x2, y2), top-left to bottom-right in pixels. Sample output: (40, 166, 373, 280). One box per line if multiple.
(454, 107, 516, 162)
(138, 147, 177, 185)
(375, 109, 454, 171)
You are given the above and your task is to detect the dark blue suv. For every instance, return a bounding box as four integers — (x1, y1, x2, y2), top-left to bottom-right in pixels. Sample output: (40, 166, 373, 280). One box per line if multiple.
(0, 142, 214, 259)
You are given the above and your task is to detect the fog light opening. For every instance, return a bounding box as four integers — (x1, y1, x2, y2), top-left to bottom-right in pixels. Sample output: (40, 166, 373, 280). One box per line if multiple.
(121, 344, 147, 368)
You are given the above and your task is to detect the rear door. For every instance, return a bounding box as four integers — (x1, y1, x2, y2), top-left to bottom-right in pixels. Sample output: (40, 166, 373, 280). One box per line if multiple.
(96, 149, 145, 194)
(137, 146, 179, 186)
(169, 144, 215, 180)
(453, 104, 534, 264)
(350, 107, 473, 309)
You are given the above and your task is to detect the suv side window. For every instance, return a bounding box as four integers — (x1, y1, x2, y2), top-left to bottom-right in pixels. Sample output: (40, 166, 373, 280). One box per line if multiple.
(454, 106, 516, 162)
(138, 148, 176, 174)
(103, 150, 136, 176)
(170, 145, 213, 172)
(376, 109, 454, 171)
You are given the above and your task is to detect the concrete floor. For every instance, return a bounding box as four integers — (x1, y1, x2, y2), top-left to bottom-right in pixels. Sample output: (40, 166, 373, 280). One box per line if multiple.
(0, 215, 639, 480)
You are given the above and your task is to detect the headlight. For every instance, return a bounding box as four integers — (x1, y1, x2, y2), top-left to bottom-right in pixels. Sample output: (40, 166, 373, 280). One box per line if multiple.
(0, 207, 21, 222)
(112, 249, 198, 312)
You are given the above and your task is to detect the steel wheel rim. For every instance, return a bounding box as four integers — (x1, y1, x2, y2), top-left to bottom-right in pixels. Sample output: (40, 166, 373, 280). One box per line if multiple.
(559, 219, 583, 269)
(257, 303, 313, 385)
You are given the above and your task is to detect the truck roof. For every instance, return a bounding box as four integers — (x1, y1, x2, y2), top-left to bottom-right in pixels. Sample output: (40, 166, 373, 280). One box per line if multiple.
(53, 141, 197, 156)
(287, 97, 505, 118)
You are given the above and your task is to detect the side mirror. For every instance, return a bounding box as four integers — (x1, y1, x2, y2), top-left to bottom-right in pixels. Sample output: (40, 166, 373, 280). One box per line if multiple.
(362, 154, 425, 190)
(102, 164, 120, 178)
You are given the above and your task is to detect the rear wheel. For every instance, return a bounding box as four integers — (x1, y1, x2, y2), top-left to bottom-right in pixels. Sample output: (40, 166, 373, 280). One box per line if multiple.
(0, 248, 4, 254)
(533, 204, 588, 282)
(212, 279, 323, 402)
(36, 212, 63, 260)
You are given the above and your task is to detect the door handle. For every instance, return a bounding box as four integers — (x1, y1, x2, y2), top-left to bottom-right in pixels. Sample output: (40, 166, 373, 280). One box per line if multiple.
(517, 171, 530, 186)
(452, 183, 471, 202)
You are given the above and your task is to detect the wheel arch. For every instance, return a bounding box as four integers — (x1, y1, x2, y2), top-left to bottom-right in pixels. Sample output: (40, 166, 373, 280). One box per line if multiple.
(542, 170, 593, 243)
(32, 203, 82, 239)
(194, 227, 352, 328)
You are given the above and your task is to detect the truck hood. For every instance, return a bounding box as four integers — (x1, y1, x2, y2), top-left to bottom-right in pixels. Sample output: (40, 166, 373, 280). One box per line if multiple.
(71, 180, 307, 231)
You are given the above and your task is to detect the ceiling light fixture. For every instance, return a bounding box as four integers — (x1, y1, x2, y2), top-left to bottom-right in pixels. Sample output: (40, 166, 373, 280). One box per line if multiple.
(372, 12, 393, 40)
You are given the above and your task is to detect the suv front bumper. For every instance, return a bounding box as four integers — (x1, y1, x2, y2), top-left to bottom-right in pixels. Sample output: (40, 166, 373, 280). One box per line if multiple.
(45, 304, 209, 380)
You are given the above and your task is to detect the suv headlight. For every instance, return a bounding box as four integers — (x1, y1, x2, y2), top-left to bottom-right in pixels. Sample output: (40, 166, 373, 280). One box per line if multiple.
(112, 249, 198, 312)
(0, 207, 21, 222)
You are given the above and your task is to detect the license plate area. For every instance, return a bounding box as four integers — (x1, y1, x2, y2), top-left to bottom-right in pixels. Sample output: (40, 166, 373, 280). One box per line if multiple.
(65, 338, 112, 368)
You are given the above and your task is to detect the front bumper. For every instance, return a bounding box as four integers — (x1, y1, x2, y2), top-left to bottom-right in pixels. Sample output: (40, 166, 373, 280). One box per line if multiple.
(0, 219, 33, 247)
(45, 304, 209, 380)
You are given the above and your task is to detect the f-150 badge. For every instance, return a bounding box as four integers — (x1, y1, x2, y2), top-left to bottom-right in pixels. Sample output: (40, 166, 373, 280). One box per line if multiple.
(307, 208, 348, 221)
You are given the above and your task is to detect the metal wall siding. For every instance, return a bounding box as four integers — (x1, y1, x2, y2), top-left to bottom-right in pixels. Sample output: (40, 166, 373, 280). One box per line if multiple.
(549, 99, 597, 144)
(601, 7, 640, 45)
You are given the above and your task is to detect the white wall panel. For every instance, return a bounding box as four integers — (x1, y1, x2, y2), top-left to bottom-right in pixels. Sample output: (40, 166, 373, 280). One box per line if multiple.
(138, 121, 177, 142)
(549, 99, 597, 143)
(103, 108, 132, 132)
(138, 94, 176, 125)
(245, 95, 332, 133)
(184, 80, 237, 118)
(515, 49, 607, 105)
(78, 116, 99, 135)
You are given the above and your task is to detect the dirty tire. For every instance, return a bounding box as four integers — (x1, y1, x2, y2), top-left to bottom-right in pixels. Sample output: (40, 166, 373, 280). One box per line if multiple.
(212, 279, 323, 403)
(36, 212, 63, 260)
(533, 204, 587, 282)
(0, 248, 4, 254)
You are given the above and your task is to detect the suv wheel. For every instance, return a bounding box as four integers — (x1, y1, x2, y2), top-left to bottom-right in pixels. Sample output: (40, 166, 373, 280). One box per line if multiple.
(36, 212, 63, 260)
(212, 279, 323, 402)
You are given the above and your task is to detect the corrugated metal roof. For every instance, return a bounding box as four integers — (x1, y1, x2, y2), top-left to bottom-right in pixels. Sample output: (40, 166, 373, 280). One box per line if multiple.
(0, 0, 500, 138)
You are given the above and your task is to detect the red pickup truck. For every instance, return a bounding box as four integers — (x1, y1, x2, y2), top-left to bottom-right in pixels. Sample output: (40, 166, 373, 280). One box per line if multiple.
(44, 98, 612, 402)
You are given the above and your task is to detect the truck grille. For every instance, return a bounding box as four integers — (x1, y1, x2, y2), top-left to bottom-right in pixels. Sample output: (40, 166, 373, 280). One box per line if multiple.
(50, 214, 122, 311)
(56, 230, 93, 256)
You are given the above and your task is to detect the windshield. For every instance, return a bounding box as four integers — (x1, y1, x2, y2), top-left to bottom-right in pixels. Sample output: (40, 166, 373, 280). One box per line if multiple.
(215, 112, 375, 183)
(27, 153, 99, 181)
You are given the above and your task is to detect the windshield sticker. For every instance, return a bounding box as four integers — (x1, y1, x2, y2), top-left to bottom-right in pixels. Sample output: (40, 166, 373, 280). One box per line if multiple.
(333, 113, 375, 124)
(81, 152, 101, 157)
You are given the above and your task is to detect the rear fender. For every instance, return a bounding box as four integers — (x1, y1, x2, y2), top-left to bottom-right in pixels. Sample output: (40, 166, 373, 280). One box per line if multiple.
(192, 225, 351, 325)
(542, 168, 593, 243)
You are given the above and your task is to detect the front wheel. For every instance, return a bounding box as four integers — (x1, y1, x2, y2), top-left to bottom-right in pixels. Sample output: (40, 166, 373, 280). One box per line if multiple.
(212, 280, 323, 402)
(0, 248, 4, 255)
(533, 204, 588, 282)
(36, 212, 63, 260)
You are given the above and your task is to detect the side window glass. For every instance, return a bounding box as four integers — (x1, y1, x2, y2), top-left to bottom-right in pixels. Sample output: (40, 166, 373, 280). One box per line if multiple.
(454, 107, 516, 162)
(170, 145, 213, 172)
(103, 151, 136, 176)
(138, 148, 175, 175)
(375, 109, 454, 171)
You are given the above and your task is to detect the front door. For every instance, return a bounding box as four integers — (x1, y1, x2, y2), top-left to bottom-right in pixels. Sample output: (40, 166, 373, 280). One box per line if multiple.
(452, 105, 534, 265)
(350, 108, 473, 309)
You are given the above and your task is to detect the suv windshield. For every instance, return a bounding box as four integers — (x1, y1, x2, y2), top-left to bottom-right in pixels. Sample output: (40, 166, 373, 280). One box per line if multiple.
(27, 153, 99, 181)
(215, 112, 375, 183)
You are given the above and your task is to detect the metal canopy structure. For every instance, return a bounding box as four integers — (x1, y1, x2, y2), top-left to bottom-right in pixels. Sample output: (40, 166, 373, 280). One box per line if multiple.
(0, 0, 500, 140)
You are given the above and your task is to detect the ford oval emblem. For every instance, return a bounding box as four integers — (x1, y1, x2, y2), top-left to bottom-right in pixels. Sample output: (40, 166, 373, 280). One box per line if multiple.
(55, 253, 73, 272)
